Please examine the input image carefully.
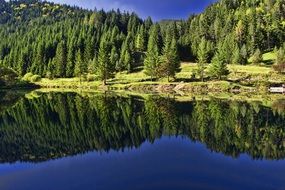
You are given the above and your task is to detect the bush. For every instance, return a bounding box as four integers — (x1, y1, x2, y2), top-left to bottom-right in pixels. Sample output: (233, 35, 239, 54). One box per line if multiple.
(87, 74, 97, 82)
(273, 63, 285, 73)
(22, 73, 34, 81)
(251, 49, 262, 64)
(30, 75, 41, 82)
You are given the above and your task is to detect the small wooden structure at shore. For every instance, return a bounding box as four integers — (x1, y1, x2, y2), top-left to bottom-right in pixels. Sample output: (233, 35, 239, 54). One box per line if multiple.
(269, 85, 285, 93)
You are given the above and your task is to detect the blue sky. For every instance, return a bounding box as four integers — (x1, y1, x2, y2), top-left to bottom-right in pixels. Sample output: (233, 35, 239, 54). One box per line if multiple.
(50, 0, 217, 21)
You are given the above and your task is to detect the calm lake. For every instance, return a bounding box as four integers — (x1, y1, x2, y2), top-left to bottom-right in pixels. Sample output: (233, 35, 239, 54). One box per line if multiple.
(0, 91, 285, 190)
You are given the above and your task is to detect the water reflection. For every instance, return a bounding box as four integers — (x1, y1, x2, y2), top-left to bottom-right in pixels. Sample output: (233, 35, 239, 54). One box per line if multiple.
(0, 92, 284, 163)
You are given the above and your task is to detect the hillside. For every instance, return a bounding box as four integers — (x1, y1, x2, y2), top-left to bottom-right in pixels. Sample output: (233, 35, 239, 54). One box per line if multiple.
(0, 0, 284, 83)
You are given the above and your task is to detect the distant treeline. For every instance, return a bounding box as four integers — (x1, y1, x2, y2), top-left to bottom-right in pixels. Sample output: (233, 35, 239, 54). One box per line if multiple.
(0, 92, 285, 162)
(0, 0, 285, 81)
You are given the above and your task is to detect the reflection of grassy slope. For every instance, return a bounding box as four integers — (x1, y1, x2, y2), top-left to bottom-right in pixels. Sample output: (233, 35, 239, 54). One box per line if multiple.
(34, 89, 285, 109)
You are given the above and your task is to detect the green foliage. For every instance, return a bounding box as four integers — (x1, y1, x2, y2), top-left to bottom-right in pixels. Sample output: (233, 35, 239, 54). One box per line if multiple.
(275, 47, 285, 65)
(0, 67, 18, 86)
(74, 50, 87, 82)
(197, 37, 208, 81)
(251, 49, 263, 64)
(22, 73, 34, 81)
(0, 93, 285, 162)
(97, 36, 114, 84)
(22, 73, 41, 82)
(144, 24, 162, 80)
(0, 0, 284, 80)
(232, 46, 242, 65)
(159, 28, 180, 81)
(30, 75, 41, 82)
(273, 47, 285, 73)
(54, 40, 67, 77)
(209, 43, 230, 80)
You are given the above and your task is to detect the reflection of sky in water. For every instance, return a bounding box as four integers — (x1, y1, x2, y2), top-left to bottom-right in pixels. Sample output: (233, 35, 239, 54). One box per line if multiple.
(1, 136, 285, 190)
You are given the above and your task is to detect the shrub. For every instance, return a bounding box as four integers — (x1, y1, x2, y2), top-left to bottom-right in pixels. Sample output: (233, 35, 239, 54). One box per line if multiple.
(22, 73, 34, 81)
(30, 75, 41, 82)
(251, 49, 262, 64)
(87, 74, 97, 82)
(273, 63, 285, 73)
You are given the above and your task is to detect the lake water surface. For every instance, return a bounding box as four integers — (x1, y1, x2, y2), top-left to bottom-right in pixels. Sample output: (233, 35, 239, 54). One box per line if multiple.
(0, 91, 285, 190)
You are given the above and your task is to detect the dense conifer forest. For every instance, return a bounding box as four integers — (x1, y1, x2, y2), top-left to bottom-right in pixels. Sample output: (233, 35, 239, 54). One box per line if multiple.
(0, 0, 285, 82)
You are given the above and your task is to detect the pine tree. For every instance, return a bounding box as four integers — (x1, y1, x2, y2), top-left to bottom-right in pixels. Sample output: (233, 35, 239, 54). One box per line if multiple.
(144, 24, 162, 80)
(110, 46, 119, 70)
(209, 43, 230, 80)
(240, 44, 248, 65)
(124, 50, 132, 73)
(135, 25, 146, 52)
(97, 37, 113, 85)
(251, 49, 262, 64)
(34, 42, 45, 76)
(84, 37, 95, 63)
(66, 42, 76, 77)
(74, 50, 86, 83)
(232, 46, 241, 65)
(54, 41, 67, 78)
(275, 47, 285, 65)
(159, 27, 180, 82)
(18, 51, 28, 76)
(197, 37, 208, 81)
(46, 59, 55, 79)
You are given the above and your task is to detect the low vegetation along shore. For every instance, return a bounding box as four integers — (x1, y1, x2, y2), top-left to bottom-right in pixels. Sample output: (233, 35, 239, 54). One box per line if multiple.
(30, 63, 284, 93)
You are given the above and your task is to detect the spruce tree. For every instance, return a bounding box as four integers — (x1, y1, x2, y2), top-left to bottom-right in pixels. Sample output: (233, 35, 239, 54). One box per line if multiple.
(97, 37, 113, 85)
(34, 42, 45, 76)
(209, 43, 230, 80)
(66, 42, 76, 77)
(110, 46, 119, 70)
(54, 41, 67, 78)
(159, 28, 180, 82)
(135, 25, 146, 52)
(251, 49, 262, 65)
(74, 50, 86, 83)
(275, 47, 285, 65)
(232, 46, 241, 65)
(144, 24, 162, 80)
(240, 44, 248, 65)
(197, 37, 208, 81)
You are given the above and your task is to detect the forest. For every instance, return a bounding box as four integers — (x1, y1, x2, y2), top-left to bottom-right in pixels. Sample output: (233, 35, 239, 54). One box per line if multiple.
(0, 0, 285, 84)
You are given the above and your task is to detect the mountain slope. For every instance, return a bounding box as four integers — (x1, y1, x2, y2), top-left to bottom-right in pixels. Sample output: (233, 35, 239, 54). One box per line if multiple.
(0, 0, 284, 79)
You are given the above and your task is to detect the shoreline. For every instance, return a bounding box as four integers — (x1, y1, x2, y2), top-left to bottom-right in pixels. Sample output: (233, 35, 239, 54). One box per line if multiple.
(34, 80, 263, 94)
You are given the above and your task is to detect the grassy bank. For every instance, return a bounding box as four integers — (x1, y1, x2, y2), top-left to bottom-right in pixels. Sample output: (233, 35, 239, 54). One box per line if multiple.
(34, 63, 285, 93)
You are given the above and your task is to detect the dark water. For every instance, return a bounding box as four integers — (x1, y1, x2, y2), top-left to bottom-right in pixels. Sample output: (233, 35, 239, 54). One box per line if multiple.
(0, 91, 285, 190)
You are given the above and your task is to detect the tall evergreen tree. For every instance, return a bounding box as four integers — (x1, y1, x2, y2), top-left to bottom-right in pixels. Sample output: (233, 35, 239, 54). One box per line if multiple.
(66, 42, 76, 77)
(251, 49, 262, 64)
(97, 36, 113, 85)
(209, 43, 230, 80)
(54, 41, 67, 78)
(135, 25, 146, 52)
(159, 27, 180, 82)
(74, 50, 86, 83)
(144, 24, 162, 80)
(197, 37, 208, 81)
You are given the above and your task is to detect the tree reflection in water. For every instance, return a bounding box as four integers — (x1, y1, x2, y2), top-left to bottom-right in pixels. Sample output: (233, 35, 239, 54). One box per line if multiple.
(0, 92, 284, 163)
